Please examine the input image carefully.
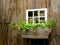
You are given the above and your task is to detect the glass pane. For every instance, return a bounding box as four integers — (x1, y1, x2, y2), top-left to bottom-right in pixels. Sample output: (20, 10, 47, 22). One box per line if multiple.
(28, 18, 33, 23)
(40, 17, 45, 23)
(34, 18, 39, 23)
(28, 11, 33, 17)
(34, 11, 38, 17)
(40, 11, 45, 16)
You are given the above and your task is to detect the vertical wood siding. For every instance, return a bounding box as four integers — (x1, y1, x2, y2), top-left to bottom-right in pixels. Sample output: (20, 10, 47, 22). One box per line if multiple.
(48, 0, 60, 45)
(0, 0, 60, 45)
(0, 0, 49, 23)
(0, 0, 51, 45)
(1, 0, 49, 23)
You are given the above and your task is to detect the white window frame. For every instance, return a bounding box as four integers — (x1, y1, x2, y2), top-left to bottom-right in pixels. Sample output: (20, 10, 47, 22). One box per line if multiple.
(26, 8, 47, 24)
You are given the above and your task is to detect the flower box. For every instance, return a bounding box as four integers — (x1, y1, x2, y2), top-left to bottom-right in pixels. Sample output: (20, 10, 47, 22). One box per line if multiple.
(8, 16, 56, 39)
(22, 27, 52, 39)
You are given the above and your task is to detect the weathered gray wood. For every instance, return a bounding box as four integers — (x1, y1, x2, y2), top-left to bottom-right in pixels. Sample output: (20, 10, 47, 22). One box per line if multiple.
(49, 0, 60, 45)
(22, 27, 52, 39)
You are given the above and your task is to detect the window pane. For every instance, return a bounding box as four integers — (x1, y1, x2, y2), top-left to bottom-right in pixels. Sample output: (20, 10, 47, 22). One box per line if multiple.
(40, 11, 45, 16)
(28, 11, 33, 17)
(34, 18, 39, 23)
(34, 11, 38, 17)
(40, 17, 45, 23)
(26, 8, 47, 24)
(28, 18, 33, 23)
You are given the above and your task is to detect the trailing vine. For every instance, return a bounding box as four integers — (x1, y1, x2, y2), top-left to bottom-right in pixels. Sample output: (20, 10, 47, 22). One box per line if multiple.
(8, 16, 56, 33)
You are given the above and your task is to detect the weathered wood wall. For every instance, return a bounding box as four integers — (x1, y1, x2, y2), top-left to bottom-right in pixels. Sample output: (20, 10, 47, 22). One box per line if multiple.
(0, 0, 49, 23)
(0, 0, 50, 45)
(1, 0, 60, 45)
(49, 0, 60, 45)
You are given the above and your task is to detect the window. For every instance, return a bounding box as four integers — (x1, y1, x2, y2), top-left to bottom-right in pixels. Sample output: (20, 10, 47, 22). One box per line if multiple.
(26, 8, 47, 24)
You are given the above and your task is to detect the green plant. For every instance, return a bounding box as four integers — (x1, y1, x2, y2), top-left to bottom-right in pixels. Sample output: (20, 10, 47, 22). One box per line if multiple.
(8, 16, 56, 33)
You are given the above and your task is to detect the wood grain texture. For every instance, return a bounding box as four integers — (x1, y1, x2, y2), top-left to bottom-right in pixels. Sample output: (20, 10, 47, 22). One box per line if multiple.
(0, 0, 54, 45)
(49, 0, 60, 45)
(0, 0, 60, 45)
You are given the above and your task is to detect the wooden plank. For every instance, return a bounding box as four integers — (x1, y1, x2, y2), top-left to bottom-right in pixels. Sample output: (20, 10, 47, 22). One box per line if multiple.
(49, 0, 60, 45)
(38, 0, 42, 8)
(12, 29, 17, 45)
(16, 0, 21, 21)
(10, 0, 17, 23)
(2, 0, 6, 23)
(7, 27, 13, 45)
(23, 0, 26, 20)
(4, 0, 10, 23)
(0, 0, 7, 45)
(34, 0, 39, 8)
(0, 0, 2, 22)
(30, 0, 34, 9)
(27, 0, 31, 9)
(56, 0, 60, 36)
(19, 0, 24, 20)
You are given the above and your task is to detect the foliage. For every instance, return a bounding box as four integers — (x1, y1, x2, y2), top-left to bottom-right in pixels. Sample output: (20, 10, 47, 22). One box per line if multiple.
(8, 16, 56, 33)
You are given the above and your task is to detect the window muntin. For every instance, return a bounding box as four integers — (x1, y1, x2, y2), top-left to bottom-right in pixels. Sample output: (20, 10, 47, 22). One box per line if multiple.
(26, 8, 47, 24)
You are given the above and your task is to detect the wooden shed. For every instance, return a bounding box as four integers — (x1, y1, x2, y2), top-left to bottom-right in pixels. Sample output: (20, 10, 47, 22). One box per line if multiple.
(0, 0, 60, 45)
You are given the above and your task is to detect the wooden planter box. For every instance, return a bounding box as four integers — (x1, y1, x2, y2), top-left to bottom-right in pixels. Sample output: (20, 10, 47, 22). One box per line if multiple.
(22, 27, 52, 39)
